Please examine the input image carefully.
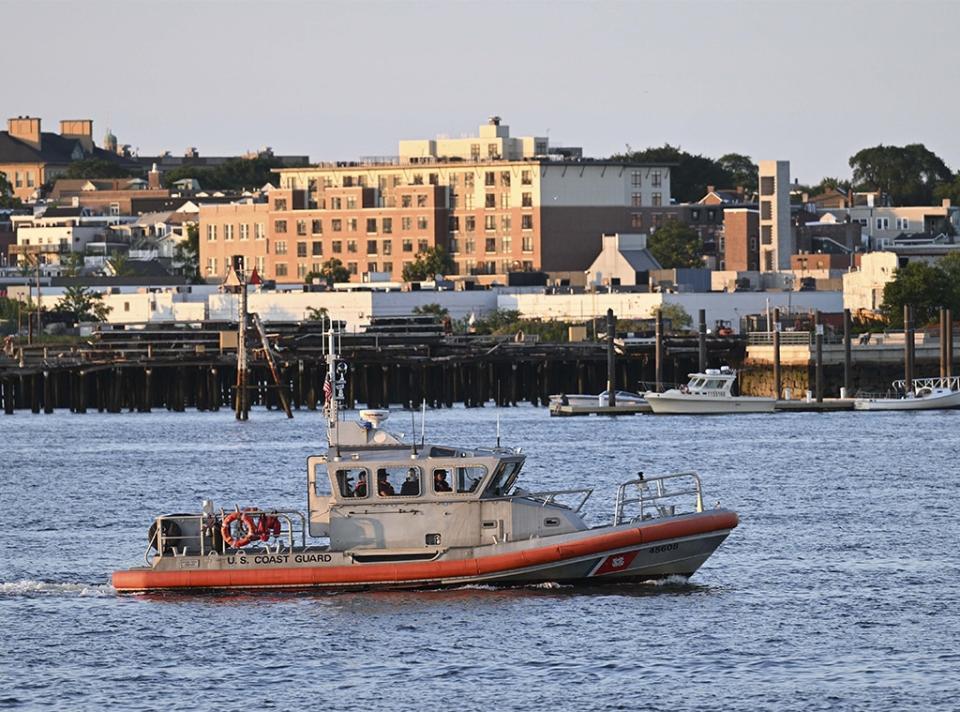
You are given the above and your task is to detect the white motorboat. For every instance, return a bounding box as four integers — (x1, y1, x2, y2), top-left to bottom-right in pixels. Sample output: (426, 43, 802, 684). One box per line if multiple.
(113, 330, 738, 593)
(853, 377, 960, 411)
(645, 367, 776, 415)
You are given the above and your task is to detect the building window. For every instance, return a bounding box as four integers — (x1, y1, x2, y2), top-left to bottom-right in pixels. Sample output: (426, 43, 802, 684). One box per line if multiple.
(485, 237, 497, 253)
(651, 170, 662, 188)
(501, 215, 511, 231)
(429, 173, 438, 185)
(876, 217, 889, 230)
(521, 215, 533, 230)
(500, 171, 511, 187)
(464, 173, 475, 189)
(522, 236, 534, 252)
(366, 218, 378, 234)
(465, 238, 476, 253)
(109, 202, 120, 217)
(345, 218, 356, 232)
(275, 240, 288, 255)
(487, 143, 498, 158)
(501, 235, 512, 253)
(297, 241, 307, 257)
(417, 217, 429, 230)
(206, 257, 217, 276)
(240, 224, 249, 240)
(749, 237, 758, 251)
(382, 261, 393, 273)
(417, 239, 429, 253)
(761, 225, 772, 245)
(297, 263, 308, 279)
(761, 201, 772, 220)
(311, 219, 322, 234)
(896, 217, 909, 230)
(368, 262, 378, 272)
(485, 215, 496, 231)
(332, 240, 342, 253)
(464, 193, 474, 210)
(347, 240, 357, 253)
(255, 256, 265, 274)
(631, 213, 643, 229)
(417, 194, 428, 207)
(402, 239, 413, 252)
(275, 263, 288, 277)
(275, 220, 287, 234)
(224, 224, 234, 241)
(631, 192, 643, 207)
(465, 216, 476, 232)
(255, 223, 265, 240)
(652, 193, 662, 207)
(485, 172, 496, 187)
(347, 196, 356, 209)
(206, 224, 217, 241)
(690, 209, 701, 221)
(471, 143, 480, 160)
(707, 208, 717, 222)
(500, 193, 510, 209)
(402, 195, 412, 208)
(485, 193, 496, 209)
(274, 198, 287, 211)
(760, 176, 775, 196)
(332, 219, 342, 232)
(312, 241, 323, 256)
(521, 170, 532, 185)
(522, 192, 532, 208)
(382, 240, 392, 255)
(449, 216, 460, 232)
(331, 197, 342, 209)
(631, 171, 642, 187)
(294, 220, 305, 236)
(382, 217, 393, 234)
(412, 174, 424, 185)
(347, 262, 358, 275)
(367, 240, 378, 254)
(449, 237, 459, 253)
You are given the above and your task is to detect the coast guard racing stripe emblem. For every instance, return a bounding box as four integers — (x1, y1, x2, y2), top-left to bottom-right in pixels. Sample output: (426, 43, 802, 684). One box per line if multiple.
(591, 550, 640, 576)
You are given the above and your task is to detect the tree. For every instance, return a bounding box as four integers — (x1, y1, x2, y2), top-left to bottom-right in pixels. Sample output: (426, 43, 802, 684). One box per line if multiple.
(319, 258, 350, 286)
(401, 246, 455, 281)
(61, 159, 135, 179)
(56, 286, 111, 323)
(412, 303, 449, 318)
(61, 252, 85, 277)
(105, 251, 133, 277)
(647, 219, 702, 268)
(717, 153, 758, 193)
(610, 144, 733, 203)
(173, 224, 201, 283)
(651, 303, 693, 330)
(849, 144, 952, 205)
(811, 176, 852, 196)
(933, 172, 960, 207)
(306, 306, 328, 321)
(162, 155, 306, 191)
(0, 171, 22, 208)
(880, 261, 952, 327)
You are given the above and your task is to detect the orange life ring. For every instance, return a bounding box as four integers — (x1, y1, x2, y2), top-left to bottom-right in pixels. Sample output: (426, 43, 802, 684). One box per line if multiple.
(255, 513, 282, 542)
(221, 510, 256, 548)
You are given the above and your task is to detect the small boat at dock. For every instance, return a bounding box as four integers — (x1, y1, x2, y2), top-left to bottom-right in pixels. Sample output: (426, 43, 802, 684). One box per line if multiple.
(645, 367, 776, 415)
(853, 377, 960, 411)
(112, 332, 738, 593)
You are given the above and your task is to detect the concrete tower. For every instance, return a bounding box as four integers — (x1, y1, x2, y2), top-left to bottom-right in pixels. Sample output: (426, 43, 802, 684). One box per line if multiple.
(757, 160, 792, 271)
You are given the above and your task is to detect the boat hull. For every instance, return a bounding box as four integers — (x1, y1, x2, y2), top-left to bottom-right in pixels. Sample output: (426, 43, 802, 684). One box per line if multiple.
(853, 390, 960, 410)
(645, 391, 775, 414)
(112, 510, 738, 592)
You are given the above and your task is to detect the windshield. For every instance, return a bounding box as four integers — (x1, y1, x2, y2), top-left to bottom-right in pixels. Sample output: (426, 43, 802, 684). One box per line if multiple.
(484, 460, 522, 496)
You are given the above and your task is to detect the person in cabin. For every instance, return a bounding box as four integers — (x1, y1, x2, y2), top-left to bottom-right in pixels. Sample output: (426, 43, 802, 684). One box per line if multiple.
(400, 469, 420, 496)
(433, 469, 452, 492)
(377, 469, 396, 496)
(354, 472, 368, 498)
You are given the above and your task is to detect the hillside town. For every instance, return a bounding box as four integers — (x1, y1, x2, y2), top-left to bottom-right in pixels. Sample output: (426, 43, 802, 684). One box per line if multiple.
(1, 113, 958, 335)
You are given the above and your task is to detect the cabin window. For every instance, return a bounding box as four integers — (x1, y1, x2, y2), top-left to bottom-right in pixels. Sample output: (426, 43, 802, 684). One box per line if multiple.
(312, 463, 331, 496)
(484, 461, 521, 497)
(336, 468, 369, 498)
(453, 466, 487, 494)
(374, 466, 422, 497)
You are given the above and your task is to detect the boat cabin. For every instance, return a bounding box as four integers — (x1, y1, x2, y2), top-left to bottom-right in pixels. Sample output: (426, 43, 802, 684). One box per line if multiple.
(683, 367, 737, 396)
(306, 411, 590, 553)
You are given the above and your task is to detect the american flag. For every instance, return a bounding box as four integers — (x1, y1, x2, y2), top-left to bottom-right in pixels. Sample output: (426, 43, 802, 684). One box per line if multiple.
(323, 373, 333, 403)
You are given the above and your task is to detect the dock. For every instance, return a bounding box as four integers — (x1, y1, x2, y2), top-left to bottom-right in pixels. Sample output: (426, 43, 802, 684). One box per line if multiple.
(549, 403, 652, 417)
(774, 398, 854, 412)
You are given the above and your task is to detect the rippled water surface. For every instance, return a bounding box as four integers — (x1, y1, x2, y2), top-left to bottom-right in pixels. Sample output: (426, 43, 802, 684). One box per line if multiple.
(2, 406, 959, 711)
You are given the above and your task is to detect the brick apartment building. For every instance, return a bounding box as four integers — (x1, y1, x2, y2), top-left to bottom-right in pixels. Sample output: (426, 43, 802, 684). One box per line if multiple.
(199, 118, 672, 283)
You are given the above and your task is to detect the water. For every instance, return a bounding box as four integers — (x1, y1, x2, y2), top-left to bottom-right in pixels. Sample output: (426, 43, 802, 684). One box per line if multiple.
(1, 407, 959, 711)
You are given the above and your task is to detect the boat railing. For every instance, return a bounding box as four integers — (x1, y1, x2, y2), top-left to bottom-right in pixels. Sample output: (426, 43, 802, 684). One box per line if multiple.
(516, 488, 593, 513)
(614, 472, 704, 526)
(145, 509, 309, 565)
(892, 376, 960, 392)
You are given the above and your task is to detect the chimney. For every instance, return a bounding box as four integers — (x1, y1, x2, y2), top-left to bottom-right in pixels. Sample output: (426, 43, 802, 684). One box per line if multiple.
(60, 119, 94, 153)
(707, 185, 715, 194)
(148, 163, 161, 190)
(943, 198, 951, 208)
(8, 116, 42, 149)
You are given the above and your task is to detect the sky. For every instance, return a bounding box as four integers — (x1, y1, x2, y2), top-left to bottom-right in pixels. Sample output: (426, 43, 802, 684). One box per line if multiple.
(4, 0, 959, 185)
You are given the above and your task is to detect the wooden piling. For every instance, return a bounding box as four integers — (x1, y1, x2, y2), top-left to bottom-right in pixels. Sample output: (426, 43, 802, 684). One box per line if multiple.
(843, 308, 852, 396)
(772, 307, 781, 399)
(904, 305, 914, 392)
(814, 311, 823, 403)
(698, 308, 707, 372)
(655, 308, 663, 393)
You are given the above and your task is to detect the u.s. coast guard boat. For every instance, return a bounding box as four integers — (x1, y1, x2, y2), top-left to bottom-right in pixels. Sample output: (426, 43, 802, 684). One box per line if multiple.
(112, 332, 738, 593)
